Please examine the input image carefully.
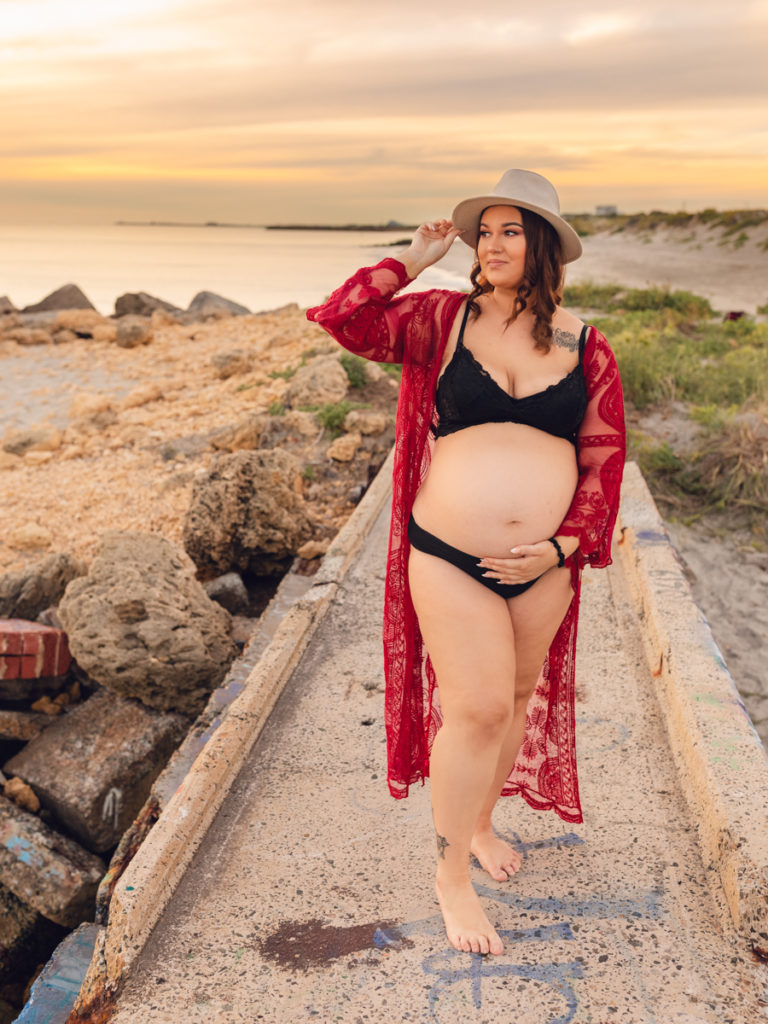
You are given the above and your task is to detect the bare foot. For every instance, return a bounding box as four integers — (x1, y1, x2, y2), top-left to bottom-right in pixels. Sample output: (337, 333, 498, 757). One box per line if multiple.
(470, 829, 522, 881)
(435, 872, 504, 955)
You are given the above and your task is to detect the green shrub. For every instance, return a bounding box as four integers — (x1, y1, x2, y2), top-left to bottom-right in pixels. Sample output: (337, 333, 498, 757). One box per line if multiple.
(307, 400, 366, 438)
(340, 352, 368, 389)
(268, 400, 285, 416)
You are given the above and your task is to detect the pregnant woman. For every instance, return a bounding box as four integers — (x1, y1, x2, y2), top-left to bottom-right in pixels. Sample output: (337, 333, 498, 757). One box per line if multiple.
(307, 169, 625, 956)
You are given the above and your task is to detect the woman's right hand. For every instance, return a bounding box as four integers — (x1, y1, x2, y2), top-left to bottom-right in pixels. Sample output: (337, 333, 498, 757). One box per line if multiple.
(399, 219, 461, 278)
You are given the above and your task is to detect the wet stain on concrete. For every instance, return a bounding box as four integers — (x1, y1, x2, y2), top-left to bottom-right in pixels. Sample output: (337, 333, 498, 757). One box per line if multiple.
(257, 918, 413, 970)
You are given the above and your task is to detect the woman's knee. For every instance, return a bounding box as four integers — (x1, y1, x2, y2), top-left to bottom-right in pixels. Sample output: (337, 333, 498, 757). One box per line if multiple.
(442, 696, 514, 740)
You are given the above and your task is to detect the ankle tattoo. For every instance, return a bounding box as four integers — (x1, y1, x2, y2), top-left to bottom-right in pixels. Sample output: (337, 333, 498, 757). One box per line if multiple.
(436, 829, 450, 859)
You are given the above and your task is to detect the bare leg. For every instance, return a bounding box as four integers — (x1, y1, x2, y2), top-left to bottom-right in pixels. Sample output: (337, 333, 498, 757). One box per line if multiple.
(471, 567, 575, 881)
(409, 548, 517, 955)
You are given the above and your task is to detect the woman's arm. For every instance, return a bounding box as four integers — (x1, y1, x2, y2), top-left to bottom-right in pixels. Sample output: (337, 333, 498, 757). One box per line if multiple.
(306, 220, 461, 364)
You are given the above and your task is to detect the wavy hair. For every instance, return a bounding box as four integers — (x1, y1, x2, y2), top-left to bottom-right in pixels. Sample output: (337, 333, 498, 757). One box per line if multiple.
(466, 207, 564, 351)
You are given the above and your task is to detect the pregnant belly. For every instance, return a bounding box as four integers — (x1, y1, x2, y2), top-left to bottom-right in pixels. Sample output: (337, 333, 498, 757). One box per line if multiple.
(411, 423, 579, 557)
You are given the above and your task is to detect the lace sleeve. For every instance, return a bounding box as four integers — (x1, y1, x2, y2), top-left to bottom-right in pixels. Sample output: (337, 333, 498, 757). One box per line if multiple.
(306, 258, 442, 365)
(557, 327, 626, 568)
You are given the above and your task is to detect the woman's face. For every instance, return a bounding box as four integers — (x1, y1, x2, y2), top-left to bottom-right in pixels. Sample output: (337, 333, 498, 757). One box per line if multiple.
(476, 205, 527, 291)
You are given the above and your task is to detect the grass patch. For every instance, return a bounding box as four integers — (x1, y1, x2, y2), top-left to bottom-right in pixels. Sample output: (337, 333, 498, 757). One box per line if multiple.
(629, 406, 768, 535)
(303, 400, 367, 438)
(590, 309, 768, 410)
(268, 366, 298, 380)
(757, 299, 768, 316)
(267, 400, 285, 416)
(564, 282, 713, 318)
(340, 351, 368, 389)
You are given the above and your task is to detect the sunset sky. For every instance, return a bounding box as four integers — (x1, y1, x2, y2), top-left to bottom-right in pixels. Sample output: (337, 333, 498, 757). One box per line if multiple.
(3, 0, 767, 225)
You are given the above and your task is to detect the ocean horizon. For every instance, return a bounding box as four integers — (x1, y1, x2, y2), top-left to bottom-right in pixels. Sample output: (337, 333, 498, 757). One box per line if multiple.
(0, 223, 474, 317)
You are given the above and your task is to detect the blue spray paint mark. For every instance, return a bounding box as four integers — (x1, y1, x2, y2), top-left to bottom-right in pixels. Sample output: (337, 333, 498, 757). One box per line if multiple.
(423, 943, 583, 1024)
(4, 834, 40, 868)
(635, 529, 670, 546)
(475, 884, 665, 921)
(495, 830, 584, 862)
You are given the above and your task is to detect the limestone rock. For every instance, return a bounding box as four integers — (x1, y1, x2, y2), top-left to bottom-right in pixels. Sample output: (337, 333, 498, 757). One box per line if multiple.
(183, 450, 312, 576)
(210, 349, 251, 379)
(115, 315, 152, 348)
(0, 795, 105, 927)
(327, 431, 362, 462)
(54, 309, 109, 336)
(210, 413, 269, 452)
(91, 322, 117, 343)
(343, 409, 390, 435)
(0, 451, 21, 471)
(7, 524, 53, 552)
(257, 411, 320, 450)
(1, 423, 62, 456)
(0, 296, 16, 314)
(151, 307, 181, 328)
(121, 382, 163, 409)
(52, 328, 79, 345)
(58, 531, 237, 714)
(0, 552, 87, 620)
(22, 284, 96, 313)
(114, 291, 180, 317)
(203, 572, 250, 615)
(284, 354, 349, 409)
(2, 327, 52, 346)
(5, 689, 188, 852)
(186, 291, 250, 319)
(297, 538, 331, 560)
(69, 392, 112, 421)
(3, 776, 40, 814)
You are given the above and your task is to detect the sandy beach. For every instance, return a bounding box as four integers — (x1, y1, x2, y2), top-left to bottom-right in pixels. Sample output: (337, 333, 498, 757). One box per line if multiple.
(1, 220, 766, 747)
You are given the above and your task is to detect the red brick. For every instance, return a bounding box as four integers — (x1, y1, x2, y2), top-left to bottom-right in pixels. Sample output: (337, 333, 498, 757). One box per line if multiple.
(0, 621, 71, 680)
(0, 655, 21, 680)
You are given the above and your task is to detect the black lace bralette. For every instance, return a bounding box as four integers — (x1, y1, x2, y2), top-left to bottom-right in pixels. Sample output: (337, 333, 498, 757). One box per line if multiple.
(433, 303, 589, 444)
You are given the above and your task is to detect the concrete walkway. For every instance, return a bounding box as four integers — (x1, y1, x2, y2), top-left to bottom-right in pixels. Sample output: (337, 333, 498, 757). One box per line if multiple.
(77, 466, 768, 1023)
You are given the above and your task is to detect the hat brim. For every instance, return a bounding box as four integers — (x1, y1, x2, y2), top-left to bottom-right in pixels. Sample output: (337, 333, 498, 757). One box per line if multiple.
(451, 196, 583, 264)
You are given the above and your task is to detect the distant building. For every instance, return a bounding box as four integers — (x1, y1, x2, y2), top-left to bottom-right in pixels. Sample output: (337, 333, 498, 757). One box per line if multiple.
(596, 205, 618, 216)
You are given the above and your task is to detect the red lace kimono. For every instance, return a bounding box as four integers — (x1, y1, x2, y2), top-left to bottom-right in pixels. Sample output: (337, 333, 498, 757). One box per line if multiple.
(307, 258, 625, 823)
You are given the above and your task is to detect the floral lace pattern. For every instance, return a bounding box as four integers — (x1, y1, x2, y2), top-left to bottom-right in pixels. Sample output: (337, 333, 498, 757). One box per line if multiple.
(307, 260, 626, 823)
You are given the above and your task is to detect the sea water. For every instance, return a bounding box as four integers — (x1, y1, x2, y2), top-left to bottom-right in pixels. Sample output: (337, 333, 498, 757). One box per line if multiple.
(0, 224, 474, 315)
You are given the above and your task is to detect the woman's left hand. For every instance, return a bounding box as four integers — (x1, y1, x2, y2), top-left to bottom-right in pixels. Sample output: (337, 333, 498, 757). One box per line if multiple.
(477, 541, 561, 586)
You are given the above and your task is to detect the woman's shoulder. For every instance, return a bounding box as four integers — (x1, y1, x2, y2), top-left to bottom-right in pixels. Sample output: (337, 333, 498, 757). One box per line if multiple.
(552, 306, 586, 334)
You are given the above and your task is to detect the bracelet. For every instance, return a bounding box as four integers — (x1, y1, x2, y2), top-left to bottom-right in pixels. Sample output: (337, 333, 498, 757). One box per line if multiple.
(548, 537, 565, 568)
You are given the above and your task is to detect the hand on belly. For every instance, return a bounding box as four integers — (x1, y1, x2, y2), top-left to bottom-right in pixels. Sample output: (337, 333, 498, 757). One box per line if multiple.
(477, 540, 559, 585)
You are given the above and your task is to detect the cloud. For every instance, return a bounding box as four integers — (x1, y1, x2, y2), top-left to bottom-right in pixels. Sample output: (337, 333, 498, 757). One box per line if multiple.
(1, 0, 766, 222)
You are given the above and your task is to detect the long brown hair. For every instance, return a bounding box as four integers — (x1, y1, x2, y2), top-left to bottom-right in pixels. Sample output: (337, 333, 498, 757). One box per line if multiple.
(466, 207, 564, 351)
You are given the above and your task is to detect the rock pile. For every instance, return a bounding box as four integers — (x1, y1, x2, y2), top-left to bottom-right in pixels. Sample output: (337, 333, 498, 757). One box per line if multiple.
(0, 284, 254, 352)
(0, 289, 401, 1015)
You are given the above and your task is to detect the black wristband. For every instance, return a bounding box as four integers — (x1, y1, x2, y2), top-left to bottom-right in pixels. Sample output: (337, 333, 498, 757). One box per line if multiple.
(548, 537, 565, 568)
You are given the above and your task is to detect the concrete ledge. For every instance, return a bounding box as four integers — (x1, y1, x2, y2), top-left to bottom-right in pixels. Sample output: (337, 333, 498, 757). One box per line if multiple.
(71, 451, 394, 1013)
(617, 461, 768, 953)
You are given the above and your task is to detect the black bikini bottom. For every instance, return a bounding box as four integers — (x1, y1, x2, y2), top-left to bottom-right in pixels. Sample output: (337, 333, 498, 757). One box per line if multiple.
(407, 515, 540, 599)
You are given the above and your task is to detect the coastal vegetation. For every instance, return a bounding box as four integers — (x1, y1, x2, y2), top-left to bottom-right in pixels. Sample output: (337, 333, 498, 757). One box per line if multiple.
(564, 208, 768, 241)
(565, 283, 768, 538)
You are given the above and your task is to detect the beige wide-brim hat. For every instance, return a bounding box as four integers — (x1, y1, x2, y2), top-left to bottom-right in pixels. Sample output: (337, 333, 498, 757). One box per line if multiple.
(451, 168, 582, 264)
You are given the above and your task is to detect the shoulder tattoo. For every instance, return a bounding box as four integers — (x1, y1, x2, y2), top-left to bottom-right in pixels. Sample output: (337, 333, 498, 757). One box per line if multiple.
(552, 327, 579, 352)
